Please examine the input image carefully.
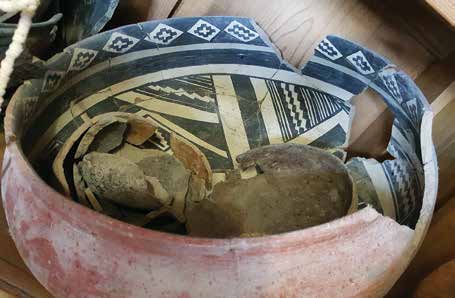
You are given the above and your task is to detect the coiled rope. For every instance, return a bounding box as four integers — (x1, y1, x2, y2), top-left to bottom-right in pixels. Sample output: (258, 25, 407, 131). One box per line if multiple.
(0, 0, 38, 111)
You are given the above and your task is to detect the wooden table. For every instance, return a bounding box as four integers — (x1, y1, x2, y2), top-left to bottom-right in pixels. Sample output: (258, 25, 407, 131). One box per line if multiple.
(425, 0, 455, 28)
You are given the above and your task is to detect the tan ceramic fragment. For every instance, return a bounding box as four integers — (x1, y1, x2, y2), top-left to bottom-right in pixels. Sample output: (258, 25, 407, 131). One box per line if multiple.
(125, 117, 157, 145)
(187, 173, 352, 238)
(74, 118, 127, 159)
(52, 113, 128, 196)
(137, 152, 190, 221)
(79, 152, 165, 209)
(186, 175, 207, 204)
(72, 164, 90, 207)
(52, 121, 92, 195)
(186, 144, 354, 238)
(170, 133, 212, 189)
(237, 143, 349, 176)
(113, 143, 164, 163)
(144, 176, 171, 206)
(84, 187, 103, 212)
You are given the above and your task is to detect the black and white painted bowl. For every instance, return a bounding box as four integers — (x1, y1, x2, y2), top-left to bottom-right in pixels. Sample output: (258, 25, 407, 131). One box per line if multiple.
(19, 16, 435, 228)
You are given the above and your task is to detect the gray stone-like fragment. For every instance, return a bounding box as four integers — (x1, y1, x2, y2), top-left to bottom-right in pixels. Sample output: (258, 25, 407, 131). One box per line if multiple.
(78, 152, 167, 209)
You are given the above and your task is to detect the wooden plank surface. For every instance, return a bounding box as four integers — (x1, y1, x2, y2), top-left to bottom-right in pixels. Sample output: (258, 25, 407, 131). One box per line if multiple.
(387, 196, 455, 297)
(387, 0, 455, 59)
(425, 0, 455, 28)
(146, 0, 180, 20)
(432, 85, 455, 207)
(347, 89, 393, 159)
(0, 257, 51, 298)
(106, 0, 179, 29)
(0, 288, 15, 298)
(173, 0, 434, 72)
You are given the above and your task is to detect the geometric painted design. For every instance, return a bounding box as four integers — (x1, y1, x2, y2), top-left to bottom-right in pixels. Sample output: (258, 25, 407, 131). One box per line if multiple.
(281, 83, 306, 133)
(224, 20, 259, 42)
(346, 50, 375, 75)
(148, 129, 170, 151)
(173, 75, 214, 93)
(21, 19, 431, 230)
(42, 71, 65, 92)
(146, 84, 215, 104)
(389, 160, 415, 217)
(379, 68, 403, 104)
(299, 87, 348, 128)
(146, 23, 183, 45)
(267, 80, 347, 142)
(404, 98, 419, 123)
(68, 48, 98, 71)
(102, 32, 140, 54)
(384, 145, 420, 224)
(187, 19, 221, 41)
(315, 38, 343, 60)
(346, 158, 385, 215)
(266, 80, 295, 141)
(44, 139, 64, 162)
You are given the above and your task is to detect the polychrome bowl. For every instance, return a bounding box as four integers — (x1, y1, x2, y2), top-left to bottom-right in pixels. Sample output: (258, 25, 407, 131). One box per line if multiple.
(2, 17, 437, 297)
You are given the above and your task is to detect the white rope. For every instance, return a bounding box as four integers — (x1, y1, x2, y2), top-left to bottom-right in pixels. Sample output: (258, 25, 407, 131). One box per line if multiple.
(0, 0, 39, 112)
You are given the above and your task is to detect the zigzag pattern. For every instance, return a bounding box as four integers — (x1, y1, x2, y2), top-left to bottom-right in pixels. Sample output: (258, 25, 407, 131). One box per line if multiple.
(146, 84, 215, 103)
(281, 83, 306, 132)
(389, 159, 414, 215)
(387, 145, 415, 217)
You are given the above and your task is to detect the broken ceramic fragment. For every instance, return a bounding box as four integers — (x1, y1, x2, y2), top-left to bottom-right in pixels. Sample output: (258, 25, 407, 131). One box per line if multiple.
(186, 144, 354, 238)
(137, 152, 191, 221)
(170, 133, 213, 189)
(237, 143, 349, 176)
(53, 113, 162, 199)
(79, 152, 166, 210)
(84, 187, 103, 212)
(72, 164, 89, 207)
(113, 142, 163, 163)
(75, 118, 127, 159)
(186, 175, 207, 204)
(125, 117, 157, 145)
(87, 121, 127, 154)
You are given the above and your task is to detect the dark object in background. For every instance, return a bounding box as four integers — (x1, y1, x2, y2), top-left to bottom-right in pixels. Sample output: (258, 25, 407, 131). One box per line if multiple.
(61, 0, 119, 45)
(0, 9, 62, 90)
(0, 0, 120, 116)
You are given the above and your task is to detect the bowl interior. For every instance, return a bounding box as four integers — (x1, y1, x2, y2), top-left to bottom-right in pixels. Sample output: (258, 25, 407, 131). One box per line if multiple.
(12, 17, 431, 229)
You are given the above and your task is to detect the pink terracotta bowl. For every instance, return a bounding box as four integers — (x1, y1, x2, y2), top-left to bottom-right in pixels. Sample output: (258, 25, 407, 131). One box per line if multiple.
(2, 17, 437, 297)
